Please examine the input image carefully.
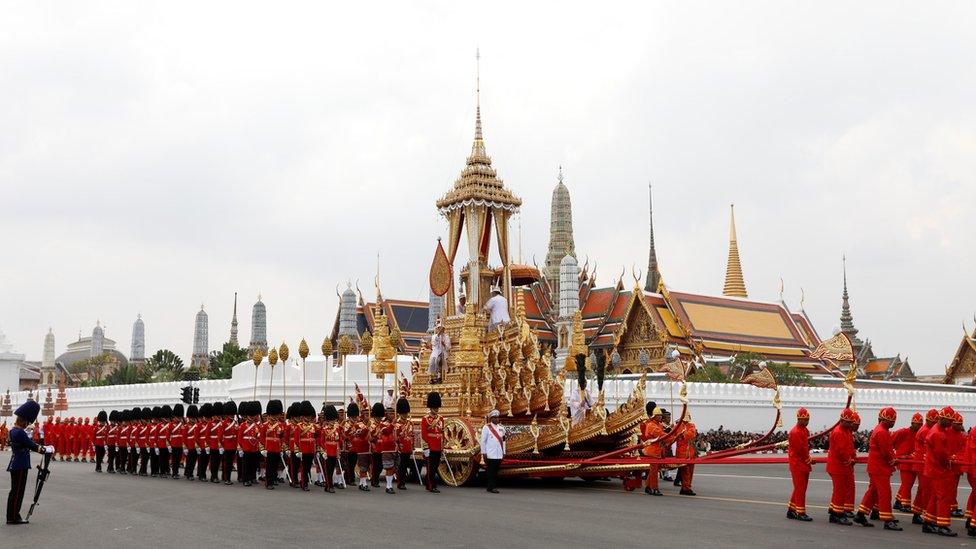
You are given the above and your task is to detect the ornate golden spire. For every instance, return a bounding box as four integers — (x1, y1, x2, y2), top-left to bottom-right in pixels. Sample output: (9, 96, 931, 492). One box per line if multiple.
(723, 204, 748, 298)
(435, 49, 521, 214)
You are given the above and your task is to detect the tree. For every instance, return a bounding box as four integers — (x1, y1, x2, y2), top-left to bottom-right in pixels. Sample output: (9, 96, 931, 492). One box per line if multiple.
(207, 342, 248, 380)
(686, 365, 732, 383)
(766, 362, 814, 387)
(101, 363, 150, 385)
(145, 349, 185, 382)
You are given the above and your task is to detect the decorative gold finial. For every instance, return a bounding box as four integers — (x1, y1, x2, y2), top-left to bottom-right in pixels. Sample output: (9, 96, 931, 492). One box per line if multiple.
(298, 339, 309, 360)
(321, 338, 333, 357)
(278, 342, 290, 362)
(723, 203, 748, 298)
(268, 346, 279, 367)
(251, 348, 264, 368)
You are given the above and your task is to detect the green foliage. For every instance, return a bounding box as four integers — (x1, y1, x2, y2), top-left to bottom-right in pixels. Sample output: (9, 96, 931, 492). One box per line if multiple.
(686, 365, 732, 383)
(101, 363, 150, 385)
(207, 342, 248, 380)
(766, 362, 814, 387)
(145, 349, 186, 382)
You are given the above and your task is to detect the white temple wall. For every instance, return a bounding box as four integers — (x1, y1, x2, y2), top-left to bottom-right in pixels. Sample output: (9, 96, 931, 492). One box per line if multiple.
(7, 366, 976, 433)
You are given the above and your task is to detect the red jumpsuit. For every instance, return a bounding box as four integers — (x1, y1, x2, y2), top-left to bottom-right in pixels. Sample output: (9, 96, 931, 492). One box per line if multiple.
(858, 422, 895, 521)
(966, 427, 976, 522)
(826, 424, 855, 516)
(923, 424, 952, 527)
(640, 419, 665, 490)
(948, 425, 965, 513)
(891, 426, 917, 508)
(912, 423, 933, 515)
(787, 423, 811, 515)
(675, 422, 697, 491)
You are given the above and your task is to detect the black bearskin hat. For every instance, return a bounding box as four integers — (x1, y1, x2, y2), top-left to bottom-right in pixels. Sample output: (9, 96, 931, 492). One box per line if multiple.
(371, 402, 386, 419)
(251, 400, 263, 417)
(187, 404, 198, 419)
(285, 403, 296, 420)
(108, 410, 118, 422)
(200, 402, 213, 418)
(173, 403, 185, 418)
(141, 406, 152, 419)
(426, 391, 442, 409)
(267, 400, 283, 416)
(324, 405, 338, 421)
(97, 410, 108, 423)
(301, 401, 314, 418)
(224, 401, 237, 416)
(347, 402, 360, 418)
(151, 406, 162, 419)
(212, 402, 224, 417)
(396, 397, 410, 415)
(161, 405, 173, 419)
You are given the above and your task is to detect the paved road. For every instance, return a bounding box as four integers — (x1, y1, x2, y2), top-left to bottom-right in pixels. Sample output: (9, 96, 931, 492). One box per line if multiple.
(2, 458, 973, 548)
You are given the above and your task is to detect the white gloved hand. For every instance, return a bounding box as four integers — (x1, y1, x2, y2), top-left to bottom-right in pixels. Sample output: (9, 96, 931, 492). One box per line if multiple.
(205, 448, 210, 455)
(423, 449, 430, 458)
(44, 445, 55, 454)
(219, 448, 225, 455)
(183, 449, 189, 456)
(167, 446, 172, 452)
(238, 450, 244, 457)
(296, 451, 303, 458)
(284, 450, 291, 457)
(154, 448, 160, 455)
(260, 450, 267, 457)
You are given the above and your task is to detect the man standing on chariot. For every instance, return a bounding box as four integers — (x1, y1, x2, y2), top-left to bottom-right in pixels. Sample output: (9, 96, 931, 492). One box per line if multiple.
(428, 320, 450, 384)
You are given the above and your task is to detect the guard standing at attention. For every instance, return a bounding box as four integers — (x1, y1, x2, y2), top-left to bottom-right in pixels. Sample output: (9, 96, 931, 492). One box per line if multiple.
(827, 408, 856, 525)
(421, 392, 444, 493)
(93, 410, 108, 473)
(395, 397, 416, 490)
(6, 400, 53, 525)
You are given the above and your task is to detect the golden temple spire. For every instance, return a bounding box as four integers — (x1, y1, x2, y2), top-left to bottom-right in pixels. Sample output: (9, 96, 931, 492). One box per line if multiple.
(723, 204, 748, 298)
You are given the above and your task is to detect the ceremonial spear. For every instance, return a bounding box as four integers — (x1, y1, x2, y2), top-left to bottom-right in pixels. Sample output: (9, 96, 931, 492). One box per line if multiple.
(251, 348, 264, 401)
(321, 338, 333, 407)
(299, 339, 309, 400)
(279, 342, 290, 407)
(361, 330, 373, 406)
(268, 347, 279, 401)
(338, 335, 352, 404)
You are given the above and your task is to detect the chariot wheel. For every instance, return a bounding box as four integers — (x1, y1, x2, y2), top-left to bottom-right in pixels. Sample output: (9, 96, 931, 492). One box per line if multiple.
(439, 417, 479, 487)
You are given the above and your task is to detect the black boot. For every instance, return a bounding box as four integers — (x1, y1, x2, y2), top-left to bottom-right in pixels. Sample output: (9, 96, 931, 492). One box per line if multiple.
(853, 513, 874, 527)
(951, 509, 965, 518)
(912, 514, 924, 525)
(787, 509, 798, 520)
(829, 512, 852, 526)
(922, 523, 938, 534)
(869, 509, 880, 521)
(796, 513, 813, 522)
(936, 526, 958, 537)
(883, 521, 902, 531)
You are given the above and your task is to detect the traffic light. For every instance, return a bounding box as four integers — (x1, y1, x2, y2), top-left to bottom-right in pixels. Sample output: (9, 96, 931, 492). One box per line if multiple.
(192, 387, 200, 404)
(180, 385, 192, 404)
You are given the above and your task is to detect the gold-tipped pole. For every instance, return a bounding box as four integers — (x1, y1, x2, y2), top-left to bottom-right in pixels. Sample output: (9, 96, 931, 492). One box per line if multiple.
(361, 331, 373, 405)
(268, 347, 279, 401)
(321, 338, 333, 406)
(339, 335, 352, 404)
(251, 348, 264, 401)
(279, 342, 290, 406)
(299, 339, 309, 400)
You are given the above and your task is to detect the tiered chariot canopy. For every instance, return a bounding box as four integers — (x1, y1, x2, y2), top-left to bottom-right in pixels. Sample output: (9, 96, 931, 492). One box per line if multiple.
(436, 100, 521, 315)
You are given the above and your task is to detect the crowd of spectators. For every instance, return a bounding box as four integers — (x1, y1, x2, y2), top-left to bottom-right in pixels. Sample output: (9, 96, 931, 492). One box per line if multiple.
(696, 426, 871, 453)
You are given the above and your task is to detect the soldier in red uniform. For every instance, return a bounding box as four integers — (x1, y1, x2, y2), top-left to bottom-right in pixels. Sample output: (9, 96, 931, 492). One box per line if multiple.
(318, 404, 342, 493)
(827, 408, 856, 525)
(93, 411, 108, 472)
(106, 410, 119, 473)
(294, 402, 318, 491)
(169, 404, 185, 479)
(261, 400, 284, 489)
(341, 403, 359, 487)
(674, 413, 698, 496)
(367, 402, 385, 489)
(183, 405, 198, 480)
(787, 407, 813, 521)
(157, 405, 173, 477)
(220, 401, 239, 485)
(347, 402, 371, 491)
(196, 403, 214, 481)
(206, 402, 224, 482)
(237, 401, 261, 486)
(285, 403, 301, 487)
(369, 402, 397, 494)
(845, 411, 862, 516)
(855, 407, 900, 530)
(118, 410, 131, 474)
(146, 407, 160, 476)
(421, 392, 444, 493)
(395, 397, 417, 490)
(922, 406, 957, 536)
(892, 412, 921, 511)
(138, 407, 152, 476)
(912, 408, 939, 524)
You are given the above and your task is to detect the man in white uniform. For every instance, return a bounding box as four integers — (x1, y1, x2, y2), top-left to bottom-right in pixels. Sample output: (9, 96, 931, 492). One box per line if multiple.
(483, 287, 511, 332)
(479, 410, 506, 493)
(428, 321, 450, 384)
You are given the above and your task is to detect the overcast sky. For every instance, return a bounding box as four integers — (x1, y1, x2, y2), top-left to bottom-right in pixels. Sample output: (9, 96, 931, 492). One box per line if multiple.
(2, 2, 974, 374)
